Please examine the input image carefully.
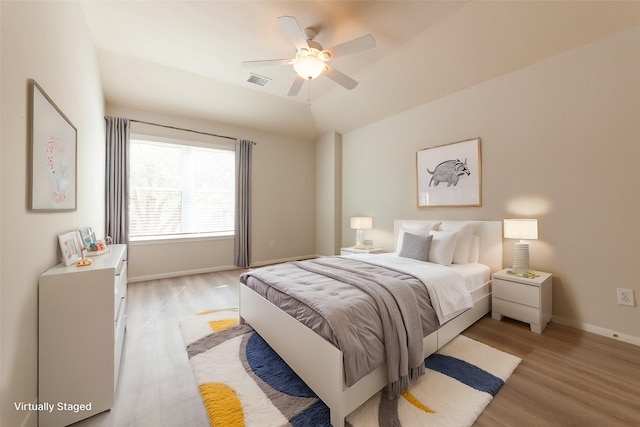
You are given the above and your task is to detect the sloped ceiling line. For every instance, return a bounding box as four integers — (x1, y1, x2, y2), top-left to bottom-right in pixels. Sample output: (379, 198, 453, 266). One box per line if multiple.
(81, 1, 640, 140)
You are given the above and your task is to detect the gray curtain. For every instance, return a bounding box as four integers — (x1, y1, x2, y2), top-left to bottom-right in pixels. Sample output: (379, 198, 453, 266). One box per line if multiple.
(234, 139, 253, 267)
(105, 117, 130, 245)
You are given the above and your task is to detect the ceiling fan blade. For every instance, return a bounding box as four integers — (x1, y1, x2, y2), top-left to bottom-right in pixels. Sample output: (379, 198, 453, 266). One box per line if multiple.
(324, 34, 376, 59)
(242, 59, 293, 68)
(288, 75, 305, 97)
(324, 65, 358, 90)
(277, 16, 309, 52)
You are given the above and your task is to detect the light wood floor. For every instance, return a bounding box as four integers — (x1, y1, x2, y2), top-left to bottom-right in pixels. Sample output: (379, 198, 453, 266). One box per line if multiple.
(74, 270, 640, 426)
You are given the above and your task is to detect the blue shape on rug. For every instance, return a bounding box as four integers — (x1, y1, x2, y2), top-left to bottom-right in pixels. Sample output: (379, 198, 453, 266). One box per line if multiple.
(290, 400, 331, 427)
(245, 332, 317, 398)
(425, 354, 505, 396)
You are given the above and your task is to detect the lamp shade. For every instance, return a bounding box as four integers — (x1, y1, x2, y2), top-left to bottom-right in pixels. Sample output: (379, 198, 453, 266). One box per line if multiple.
(350, 217, 373, 230)
(293, 53, 325, 80)
(503, 219, 538, 240)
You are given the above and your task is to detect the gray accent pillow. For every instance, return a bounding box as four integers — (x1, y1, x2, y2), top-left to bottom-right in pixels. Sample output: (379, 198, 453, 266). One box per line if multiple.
(399, 232, 433, 261)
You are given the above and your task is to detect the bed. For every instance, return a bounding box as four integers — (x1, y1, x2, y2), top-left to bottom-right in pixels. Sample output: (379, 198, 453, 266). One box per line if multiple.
(239, 220, 502, 427)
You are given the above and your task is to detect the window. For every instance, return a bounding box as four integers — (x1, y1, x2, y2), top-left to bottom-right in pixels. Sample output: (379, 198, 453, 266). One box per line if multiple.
(129, 135, 235, 239)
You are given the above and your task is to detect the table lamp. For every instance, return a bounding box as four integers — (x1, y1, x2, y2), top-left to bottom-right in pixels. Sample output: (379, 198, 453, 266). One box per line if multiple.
(503, 219, 538, 272)
(350, 217, 373, 249)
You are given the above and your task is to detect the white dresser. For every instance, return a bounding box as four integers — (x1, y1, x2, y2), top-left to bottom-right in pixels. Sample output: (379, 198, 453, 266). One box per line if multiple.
(39, 244, 127, 427)
(492, 268, 552, 334)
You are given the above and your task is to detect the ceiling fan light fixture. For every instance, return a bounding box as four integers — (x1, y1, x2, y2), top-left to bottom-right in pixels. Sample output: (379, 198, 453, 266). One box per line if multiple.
(318, 51, 331, 61)
(244, 16, 376, 94)
(293, 52, 326, 80)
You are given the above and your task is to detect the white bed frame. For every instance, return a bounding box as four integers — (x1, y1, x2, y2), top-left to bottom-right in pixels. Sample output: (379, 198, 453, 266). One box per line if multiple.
(240, 220, 502, 427)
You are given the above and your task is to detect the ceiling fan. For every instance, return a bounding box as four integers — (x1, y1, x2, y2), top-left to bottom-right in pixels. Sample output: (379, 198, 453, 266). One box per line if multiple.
(242, 16, 376, 96)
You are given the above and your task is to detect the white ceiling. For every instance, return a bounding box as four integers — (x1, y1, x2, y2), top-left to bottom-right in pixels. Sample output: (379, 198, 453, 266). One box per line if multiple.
(80, 1, 640, 140)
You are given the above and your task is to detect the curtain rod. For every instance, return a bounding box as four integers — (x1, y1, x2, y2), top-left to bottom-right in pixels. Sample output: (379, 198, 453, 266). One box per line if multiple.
(126, 118, 255, 144)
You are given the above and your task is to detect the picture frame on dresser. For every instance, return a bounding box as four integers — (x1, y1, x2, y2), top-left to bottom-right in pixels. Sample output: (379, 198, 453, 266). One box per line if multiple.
(416, 137, 482, 208)
(78, 226, 95, 248)
(58, 231, 83, 266)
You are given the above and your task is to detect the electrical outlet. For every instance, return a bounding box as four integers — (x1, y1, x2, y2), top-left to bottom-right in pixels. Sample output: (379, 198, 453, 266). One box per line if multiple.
(269, 240, 276, 248)
(616, 288, 635, 307)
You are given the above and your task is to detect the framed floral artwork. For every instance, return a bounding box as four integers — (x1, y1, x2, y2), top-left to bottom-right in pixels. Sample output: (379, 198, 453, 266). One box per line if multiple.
(30, 80, 77, 210)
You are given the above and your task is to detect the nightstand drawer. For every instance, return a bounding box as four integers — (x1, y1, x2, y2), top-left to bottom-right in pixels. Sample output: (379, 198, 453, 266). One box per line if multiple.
(493, 298, 540, 324)
(493, 278, 539, 308)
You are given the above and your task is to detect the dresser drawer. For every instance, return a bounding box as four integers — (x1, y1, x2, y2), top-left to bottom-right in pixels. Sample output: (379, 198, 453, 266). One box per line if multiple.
(493, 277, 539, 308)
(114, 263, 127, 319)
(114, 295, 127, 388)
(493, 298, 540, 324)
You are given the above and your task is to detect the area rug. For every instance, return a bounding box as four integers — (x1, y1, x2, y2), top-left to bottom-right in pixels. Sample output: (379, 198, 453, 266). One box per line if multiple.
(180, 309, 521, 427)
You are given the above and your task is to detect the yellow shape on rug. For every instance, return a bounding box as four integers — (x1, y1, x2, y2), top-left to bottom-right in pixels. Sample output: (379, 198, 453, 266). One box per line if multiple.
(208, 318, 238, 332)
(197, 308, 239, 316)
(199, 382, 244, 427)
(402, 389, 435, 414)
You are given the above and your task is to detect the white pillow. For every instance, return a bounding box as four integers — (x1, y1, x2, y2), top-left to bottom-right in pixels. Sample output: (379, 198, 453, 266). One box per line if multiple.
(440, 221, 474, 264)
(395, 221, 440, 253)
(428, 230, 459, 266)
(468, 235, 480, 263)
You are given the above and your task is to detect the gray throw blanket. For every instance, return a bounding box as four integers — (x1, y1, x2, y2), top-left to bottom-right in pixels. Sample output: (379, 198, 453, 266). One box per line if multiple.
(294, 258, 425, 399)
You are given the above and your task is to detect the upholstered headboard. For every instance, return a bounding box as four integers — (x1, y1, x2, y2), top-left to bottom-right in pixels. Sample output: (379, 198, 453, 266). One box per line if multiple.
(393, 220, 503, 273)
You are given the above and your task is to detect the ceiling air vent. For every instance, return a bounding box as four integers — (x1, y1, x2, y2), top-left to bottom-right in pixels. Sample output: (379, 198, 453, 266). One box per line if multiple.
(246, 73, 271, 87)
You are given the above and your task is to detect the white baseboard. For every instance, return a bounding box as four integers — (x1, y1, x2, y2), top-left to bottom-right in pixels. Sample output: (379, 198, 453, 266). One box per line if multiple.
(128, 254, 318, 283)
(128, 265, 238, 282)
(552, 315, 640, 347)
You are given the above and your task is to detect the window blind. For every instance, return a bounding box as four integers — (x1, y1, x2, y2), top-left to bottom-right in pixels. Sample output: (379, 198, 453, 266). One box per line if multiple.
(129, 137, 235, 238)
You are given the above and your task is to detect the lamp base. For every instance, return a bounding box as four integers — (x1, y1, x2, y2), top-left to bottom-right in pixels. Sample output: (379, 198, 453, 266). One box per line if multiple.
(512, 242, 530, 272)
(354, 229, 365, 249)
(354, 239, 374, 250)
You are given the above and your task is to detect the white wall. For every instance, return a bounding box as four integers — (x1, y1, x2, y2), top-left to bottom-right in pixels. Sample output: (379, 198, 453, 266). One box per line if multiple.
(106, 107, 317, 280)
(316, 132, 342, 256)
(342, 27, 640, 342)
(1, 2, 105, 426)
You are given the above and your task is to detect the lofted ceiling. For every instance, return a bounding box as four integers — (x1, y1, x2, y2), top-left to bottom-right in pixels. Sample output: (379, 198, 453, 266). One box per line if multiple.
(80, 1, 640, 141)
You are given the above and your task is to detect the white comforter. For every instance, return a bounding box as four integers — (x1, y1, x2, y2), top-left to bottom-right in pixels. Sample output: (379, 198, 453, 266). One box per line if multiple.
(347, 253, 474, 324)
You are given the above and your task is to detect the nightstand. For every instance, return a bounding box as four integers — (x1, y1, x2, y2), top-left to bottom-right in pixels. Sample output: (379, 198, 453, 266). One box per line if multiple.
(492, 268, 552, 334)
(340, 247, 384, 255)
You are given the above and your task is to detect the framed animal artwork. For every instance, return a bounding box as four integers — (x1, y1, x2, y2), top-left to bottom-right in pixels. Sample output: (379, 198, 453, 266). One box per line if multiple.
(416, 138, 481, 207)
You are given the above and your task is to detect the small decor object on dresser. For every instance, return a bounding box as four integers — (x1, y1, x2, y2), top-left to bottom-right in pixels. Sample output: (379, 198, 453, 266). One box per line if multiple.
(76, 257, 93, 267)
(492, 268, 552, 334)
(85, 240, 110, 256)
